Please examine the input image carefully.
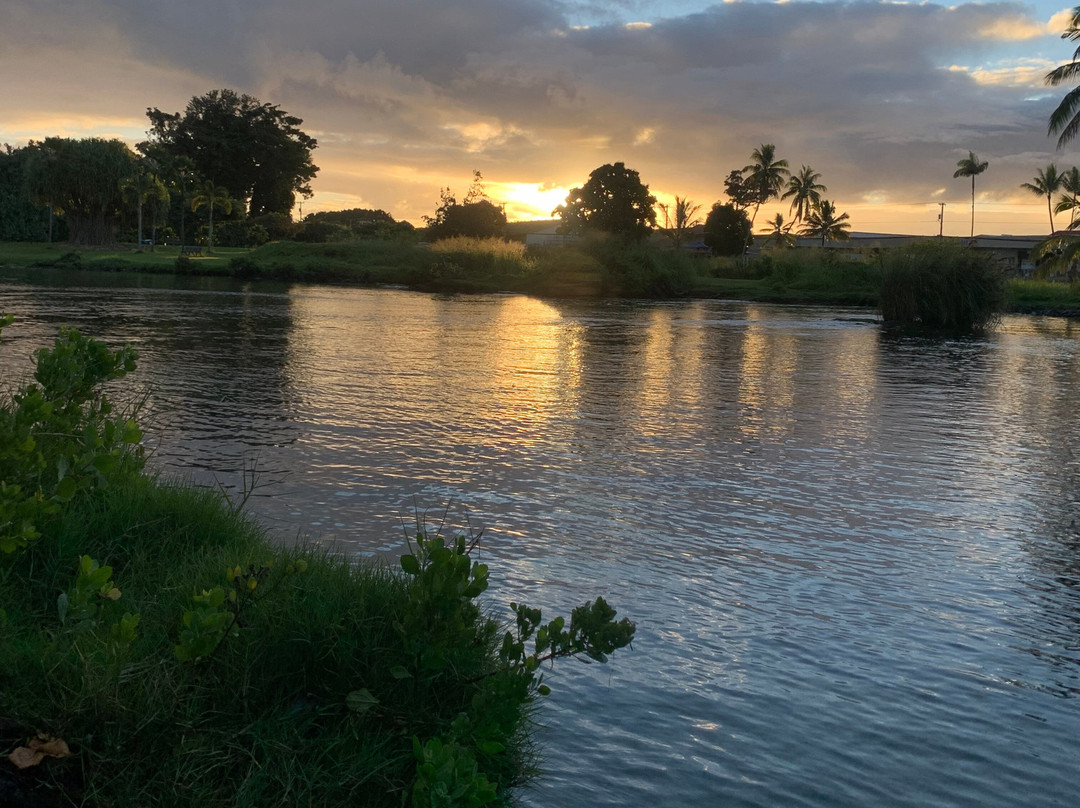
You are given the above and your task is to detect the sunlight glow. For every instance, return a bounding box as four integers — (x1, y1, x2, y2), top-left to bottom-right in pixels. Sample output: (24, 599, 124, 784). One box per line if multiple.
(490, 182, 571, 222)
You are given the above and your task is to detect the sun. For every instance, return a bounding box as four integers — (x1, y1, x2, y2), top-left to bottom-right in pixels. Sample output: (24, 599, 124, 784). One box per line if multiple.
(491, 182, 570, 222)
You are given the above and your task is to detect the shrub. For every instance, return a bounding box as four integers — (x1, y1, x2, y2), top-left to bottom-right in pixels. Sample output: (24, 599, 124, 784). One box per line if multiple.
(879, 240, 1006, 332)
(0, 317, 635, 807)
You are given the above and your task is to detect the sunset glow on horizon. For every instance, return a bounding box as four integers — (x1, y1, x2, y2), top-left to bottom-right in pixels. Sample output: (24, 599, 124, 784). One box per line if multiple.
(4, 0, 1080, 237)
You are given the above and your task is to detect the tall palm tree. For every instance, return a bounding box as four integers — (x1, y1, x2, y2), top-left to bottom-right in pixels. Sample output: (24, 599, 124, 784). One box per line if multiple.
(953, 151, 988, 239)
(743, 144, 790, 226)
(1046, 8, 1080, 147)
(781, 165, 827, 227)
(190, 180, 232, 250)
(799, 200, 851, 246)
(1055, 165, 1080, 228)
(1021, 164, 1064, 233)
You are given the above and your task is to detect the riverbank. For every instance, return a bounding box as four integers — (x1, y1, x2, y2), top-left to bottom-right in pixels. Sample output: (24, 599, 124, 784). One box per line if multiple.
(3, 240, 1079, 315)
(0, 319, 633, 807)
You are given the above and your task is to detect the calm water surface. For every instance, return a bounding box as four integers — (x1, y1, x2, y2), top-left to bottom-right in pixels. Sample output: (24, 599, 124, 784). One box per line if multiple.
(2, 269, 1079, 806)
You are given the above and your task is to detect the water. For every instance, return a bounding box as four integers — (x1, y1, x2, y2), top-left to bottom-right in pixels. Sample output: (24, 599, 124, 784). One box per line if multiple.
(2, 268, 1079, 806)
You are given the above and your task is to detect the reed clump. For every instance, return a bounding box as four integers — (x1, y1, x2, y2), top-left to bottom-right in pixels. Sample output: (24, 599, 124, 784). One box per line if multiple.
(879, 240, 1006, 332)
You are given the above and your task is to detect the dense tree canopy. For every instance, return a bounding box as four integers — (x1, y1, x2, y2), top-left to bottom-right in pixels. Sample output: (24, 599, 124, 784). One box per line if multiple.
(424, 172, 507, 240)
(703, 202, 752, 256)
(24, 138, 136, 245)
(143, 89, 318, 217)
(0, 144, 55, 242)
(554, 162, 657, 240)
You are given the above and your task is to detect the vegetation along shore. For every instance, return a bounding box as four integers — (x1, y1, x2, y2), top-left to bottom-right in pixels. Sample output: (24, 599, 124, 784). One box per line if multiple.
(3, 238, 1080, 319)
(0, 316, 635, 806)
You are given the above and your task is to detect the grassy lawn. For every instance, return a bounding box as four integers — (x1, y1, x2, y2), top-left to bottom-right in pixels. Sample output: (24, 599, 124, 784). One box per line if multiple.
(0, 242, 249, 273)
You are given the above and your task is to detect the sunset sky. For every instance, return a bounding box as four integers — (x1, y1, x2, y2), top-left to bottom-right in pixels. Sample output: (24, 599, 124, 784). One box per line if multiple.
(5, 0, 1080, 236)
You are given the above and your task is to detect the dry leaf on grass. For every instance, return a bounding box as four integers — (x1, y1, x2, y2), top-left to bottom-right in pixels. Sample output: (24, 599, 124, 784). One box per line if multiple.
(7, 736, 72, 769)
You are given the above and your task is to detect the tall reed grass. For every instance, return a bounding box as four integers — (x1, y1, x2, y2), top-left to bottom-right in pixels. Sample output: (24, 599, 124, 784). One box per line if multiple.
(879, 240, 1006, 332)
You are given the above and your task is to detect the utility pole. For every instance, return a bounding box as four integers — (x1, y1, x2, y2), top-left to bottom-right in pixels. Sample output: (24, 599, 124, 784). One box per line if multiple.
(938, 203, 945, 238)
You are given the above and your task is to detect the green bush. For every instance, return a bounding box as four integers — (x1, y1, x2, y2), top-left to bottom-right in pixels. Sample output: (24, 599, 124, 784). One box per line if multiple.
(879, 240, 1006, 331)
(0, 318, 635, 807)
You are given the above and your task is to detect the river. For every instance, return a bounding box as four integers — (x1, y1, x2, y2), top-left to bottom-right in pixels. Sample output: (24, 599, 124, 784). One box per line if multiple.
(1, 268, 1078, 807)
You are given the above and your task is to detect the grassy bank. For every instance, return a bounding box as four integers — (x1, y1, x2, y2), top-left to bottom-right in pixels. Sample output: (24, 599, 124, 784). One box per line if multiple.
(0, 320, 634, 807)
(4, 239, 1080, 315)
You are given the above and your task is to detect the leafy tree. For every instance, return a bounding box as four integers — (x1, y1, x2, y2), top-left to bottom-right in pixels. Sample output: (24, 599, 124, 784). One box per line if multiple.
(658, 195, 702, 249)
(424, 171, 507, 241)
(742, 144, 790, 226)
(554, 162, 657, 240)
(189, 181, 233, 250)
(0, 144, 54, 242)
(24, 138, 135, 245)
(144, 89, 318, 217)
(723, 169, 757, 212)
(781, 165, 827, 228)
(953, 151, 988, 239)
(703, 202, 752, 257)
(1021, 164, 1064, 233)
(799, 200, 851, 246)
(1046, 8, 1080, 147)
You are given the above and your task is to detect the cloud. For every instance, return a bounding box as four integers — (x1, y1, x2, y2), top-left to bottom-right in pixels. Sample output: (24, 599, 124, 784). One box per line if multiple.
(2, 0, 1079, 233)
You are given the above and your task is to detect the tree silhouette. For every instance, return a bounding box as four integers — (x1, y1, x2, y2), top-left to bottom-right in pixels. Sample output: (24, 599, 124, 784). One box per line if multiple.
(190, 180, 232, 250)
(1055, 165, 1080, 228)
(953, 151, 988, 239)
(742, 144, 789, 226)
(1046, 8, 1080, 147)
(799, 200, 851, 246)
(703, 202, 752, 256)
(781, 165, 827, 228)
(554, 162, 657, 240)
(658, 195, 702, 249)
(762, 213, 795, 248)
(1021, 164, 1064, 233)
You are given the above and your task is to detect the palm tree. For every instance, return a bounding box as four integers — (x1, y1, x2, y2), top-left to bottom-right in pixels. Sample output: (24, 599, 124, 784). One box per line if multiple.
(1046, 8, 1080, 147)
(658, 195, 703, 249)
(1055, 165, 1080, 228)
(190, 180, 232, 250)
(762, 213, 795, 248)
(1021, 164, 1064, 233)
(1033, 232, 1080, 280)
(953, 151, 988, 239)
(781, 165, 827, 227)
(799, 200, 851, 246)
(743, 144, 790, 226)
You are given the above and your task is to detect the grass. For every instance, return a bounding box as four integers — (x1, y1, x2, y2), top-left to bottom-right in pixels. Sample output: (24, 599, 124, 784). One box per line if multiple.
(0, 242, 248, 274)
(879, 240, 1006, 332)
(1, 477, 433, 806)
(1007, 278, 1080, 313)
(4, 239, 1080, 316)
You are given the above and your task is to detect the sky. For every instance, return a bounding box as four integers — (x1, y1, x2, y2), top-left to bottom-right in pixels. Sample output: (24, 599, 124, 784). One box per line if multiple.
(4, 0, 1080, 236)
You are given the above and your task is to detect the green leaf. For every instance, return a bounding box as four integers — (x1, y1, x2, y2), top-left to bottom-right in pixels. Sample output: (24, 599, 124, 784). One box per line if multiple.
(92, 454, 117, 474)
(56, 592, 68, 624)
(55, 476, 77, 501)
(478, 741, 505, 755)
(400, 554, 420, 575)
(390, 665, 413, 680)
(346, 689, 379, 714)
